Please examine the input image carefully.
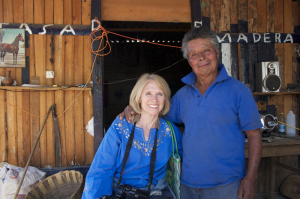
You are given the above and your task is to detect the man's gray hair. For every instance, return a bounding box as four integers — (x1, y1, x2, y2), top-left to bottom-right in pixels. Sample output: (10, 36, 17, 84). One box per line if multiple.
(181, 26, 219, 59)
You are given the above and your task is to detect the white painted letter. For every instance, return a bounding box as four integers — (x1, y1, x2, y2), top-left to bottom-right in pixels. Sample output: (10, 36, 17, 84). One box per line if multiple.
(253, 33, 261, 43)
(237, 33, 248, 43)
(275, 33, 281, 43)
(194, 21, 202, 28)
(60, 25, 75, 35)
(221, 43, 231, 76)
(283, 34, 293, 43)
(264, 33, 271, 43)
(218, 33, 232, 43)
(0, 23, 9, 28)
(39, 24, 53, 34)
(91, 19, 101, 31)
(19, 23, 32, 34)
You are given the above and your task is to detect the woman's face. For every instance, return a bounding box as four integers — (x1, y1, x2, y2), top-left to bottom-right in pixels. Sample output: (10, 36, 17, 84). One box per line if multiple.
(140, 80, 165, 117)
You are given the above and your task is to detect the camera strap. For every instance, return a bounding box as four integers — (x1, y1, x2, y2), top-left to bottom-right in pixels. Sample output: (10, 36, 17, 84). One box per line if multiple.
(116, 122, 158, 193)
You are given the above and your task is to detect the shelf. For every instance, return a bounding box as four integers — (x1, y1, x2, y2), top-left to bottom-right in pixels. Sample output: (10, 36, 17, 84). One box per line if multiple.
(0, 86, 92, 91)
(252, 92, 300, 95)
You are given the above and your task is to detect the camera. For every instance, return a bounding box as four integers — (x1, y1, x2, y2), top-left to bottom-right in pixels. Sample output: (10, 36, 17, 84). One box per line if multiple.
(115, 185, 149, 199)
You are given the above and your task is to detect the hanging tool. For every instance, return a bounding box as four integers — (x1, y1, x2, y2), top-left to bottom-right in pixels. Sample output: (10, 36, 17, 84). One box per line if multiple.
(52, 104, 62, 167)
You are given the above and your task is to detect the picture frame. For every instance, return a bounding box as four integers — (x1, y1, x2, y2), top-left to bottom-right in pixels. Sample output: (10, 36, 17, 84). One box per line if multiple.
(0, 28, 25, 68)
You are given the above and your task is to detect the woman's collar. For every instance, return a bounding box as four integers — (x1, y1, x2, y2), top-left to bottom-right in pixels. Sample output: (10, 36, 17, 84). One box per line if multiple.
(133, 114, 160, 129)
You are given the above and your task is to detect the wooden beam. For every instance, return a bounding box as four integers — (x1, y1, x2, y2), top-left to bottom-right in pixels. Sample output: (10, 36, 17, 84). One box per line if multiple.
(91, 0, 104, 153)
(101, 0, 191, 23)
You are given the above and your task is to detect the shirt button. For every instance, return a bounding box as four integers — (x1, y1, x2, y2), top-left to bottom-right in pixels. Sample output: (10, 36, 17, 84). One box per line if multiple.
(198, 95, 200, 98)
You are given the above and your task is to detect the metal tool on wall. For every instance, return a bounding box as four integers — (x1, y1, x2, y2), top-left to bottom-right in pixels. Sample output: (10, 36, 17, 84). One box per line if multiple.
(52, 104, 62, 167)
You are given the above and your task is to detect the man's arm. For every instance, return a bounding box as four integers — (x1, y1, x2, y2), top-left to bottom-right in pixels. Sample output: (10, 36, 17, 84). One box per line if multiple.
(238, 129, 262, 199)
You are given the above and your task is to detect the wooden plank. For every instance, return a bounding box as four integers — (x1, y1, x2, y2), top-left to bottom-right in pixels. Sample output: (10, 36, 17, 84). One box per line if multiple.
(101, 0, 191, 22)
(239, 20, 249, 85)
(34, 35, 47, 167)
(3, 0, 15, 81)
(13, 0, 24, 86)
(220, 0, 230, 32)
(16, 90, 24, 167)
(30, 89, 40, 167)
(54, 35, 66, 166)
(248, 0, 257, 33)
(82, 0, 93, 164)
(230, 0, 239, 80)
(283, 0, 293, 34)
(210, 0, 221, 32)
(7, 91, 18, 166)
(230, 0, 238, 25)
(64, 35, 75, 166)
(73, 0, 82, 25)
(54, 0, 64, 25)
(23, 0, 33, 85)
(248, 0, 257, 92)
(3, 0, 13, 23)
(63, 0, 73, 164)
(74, 33, 84, 165)
(34, 0, 45, 24)
(0, 90, 6, 162)
(267, 0, 275, 33)
(92, 0, 103, 154)
(257, 0, 267, 33)
(83, 35, 94, 164)
(22, 90, 31, 166)
(24, 0, 34, 23)
(238, 0, 247, 21)
(45, 0, 55, 167)
(248, 43, 257, 92)
(82, 0, 91, 26)
(0, 0, 4, 76)
(274, 0, 283, 33)
(75, 91, 84, 166)
(293, 2, 300, 33)
(63, 0, 72, 25)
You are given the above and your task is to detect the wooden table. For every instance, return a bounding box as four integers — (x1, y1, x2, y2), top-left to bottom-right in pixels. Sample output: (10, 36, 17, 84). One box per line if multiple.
(245, 134, 300, 199)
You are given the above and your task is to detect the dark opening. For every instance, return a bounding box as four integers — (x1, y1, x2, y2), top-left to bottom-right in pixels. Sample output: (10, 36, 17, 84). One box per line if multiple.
(102, 21, 191, 131)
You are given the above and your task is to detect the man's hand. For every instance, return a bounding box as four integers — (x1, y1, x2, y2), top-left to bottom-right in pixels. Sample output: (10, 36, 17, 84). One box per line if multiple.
(238, 175, 257, 199)
(118, 105, 136, 123)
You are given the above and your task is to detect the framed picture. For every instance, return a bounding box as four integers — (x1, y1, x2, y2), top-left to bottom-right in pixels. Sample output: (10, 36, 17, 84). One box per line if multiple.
(0, 28, 25, 68)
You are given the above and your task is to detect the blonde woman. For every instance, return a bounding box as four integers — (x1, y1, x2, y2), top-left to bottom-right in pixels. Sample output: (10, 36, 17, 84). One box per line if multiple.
(82, 74, 183, 199)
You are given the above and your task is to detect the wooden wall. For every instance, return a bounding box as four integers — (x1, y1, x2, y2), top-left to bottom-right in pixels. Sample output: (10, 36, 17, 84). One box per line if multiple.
(0, 0, 94, 168)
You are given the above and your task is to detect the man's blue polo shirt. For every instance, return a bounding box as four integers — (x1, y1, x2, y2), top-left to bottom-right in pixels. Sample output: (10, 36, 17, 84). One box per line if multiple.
(164, 63, 262, 188)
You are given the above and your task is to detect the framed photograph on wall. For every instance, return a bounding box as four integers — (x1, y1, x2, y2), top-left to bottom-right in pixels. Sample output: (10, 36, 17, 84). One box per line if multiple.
(0, 28, 25, 68)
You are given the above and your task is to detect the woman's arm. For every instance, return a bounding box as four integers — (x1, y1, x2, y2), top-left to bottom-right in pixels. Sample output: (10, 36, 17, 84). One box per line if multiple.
(82, 118, 122, 199)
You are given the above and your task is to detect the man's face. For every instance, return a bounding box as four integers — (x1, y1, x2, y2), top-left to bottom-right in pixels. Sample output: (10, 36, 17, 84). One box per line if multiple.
(187, 38, 219, 78)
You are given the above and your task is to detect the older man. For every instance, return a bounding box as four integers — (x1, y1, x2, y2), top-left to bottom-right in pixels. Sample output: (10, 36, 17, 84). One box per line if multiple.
(122, 26, 262, 199)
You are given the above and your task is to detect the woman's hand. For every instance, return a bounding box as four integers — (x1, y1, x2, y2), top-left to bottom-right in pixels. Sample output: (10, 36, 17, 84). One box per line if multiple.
(118, 105, 136, 123)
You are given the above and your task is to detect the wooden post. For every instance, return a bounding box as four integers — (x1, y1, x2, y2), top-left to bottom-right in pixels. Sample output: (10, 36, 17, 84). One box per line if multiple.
(190, 0, 202, 29)
(91, 0, 104, 153)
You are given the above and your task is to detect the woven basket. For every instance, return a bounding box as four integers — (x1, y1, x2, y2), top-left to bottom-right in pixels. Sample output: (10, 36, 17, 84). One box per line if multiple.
(25, 170, 84, 199)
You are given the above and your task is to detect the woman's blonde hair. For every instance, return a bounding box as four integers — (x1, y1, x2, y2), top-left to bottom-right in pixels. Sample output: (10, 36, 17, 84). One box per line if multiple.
(130, 73, 171, 116)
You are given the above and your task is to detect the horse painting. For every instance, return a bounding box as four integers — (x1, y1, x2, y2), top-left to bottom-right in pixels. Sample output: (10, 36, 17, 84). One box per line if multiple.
(0, 33, 24, 65)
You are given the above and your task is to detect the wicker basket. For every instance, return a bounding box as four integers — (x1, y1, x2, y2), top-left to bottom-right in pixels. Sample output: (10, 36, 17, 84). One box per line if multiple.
(25, 170, 84, 199)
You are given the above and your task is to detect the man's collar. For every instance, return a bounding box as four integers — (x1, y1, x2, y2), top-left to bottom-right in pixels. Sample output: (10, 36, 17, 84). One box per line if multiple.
(182, 63, 229, 86)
